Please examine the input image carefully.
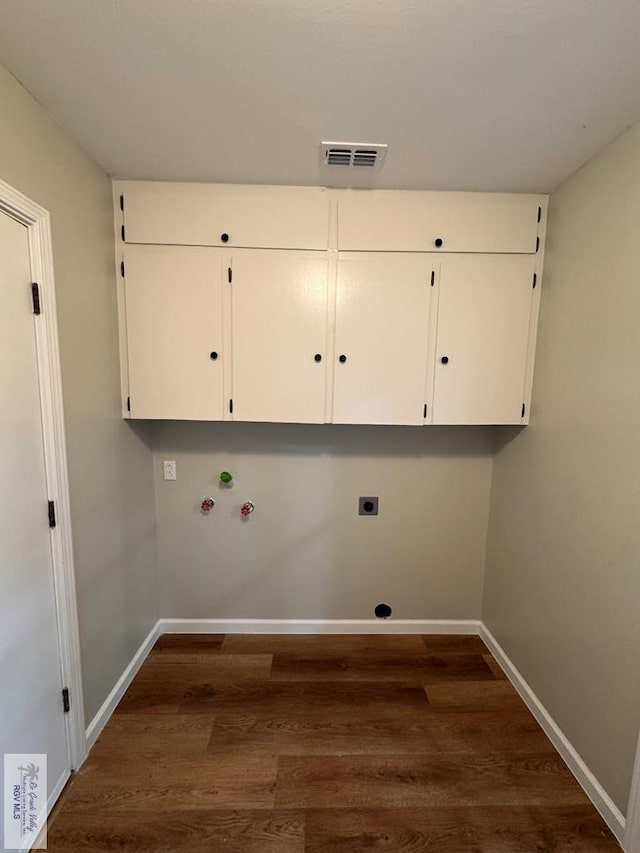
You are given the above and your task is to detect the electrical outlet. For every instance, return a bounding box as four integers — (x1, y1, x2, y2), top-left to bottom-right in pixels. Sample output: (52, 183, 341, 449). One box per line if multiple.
(163, 460, 177, 481)
(359, 496, 379, 516)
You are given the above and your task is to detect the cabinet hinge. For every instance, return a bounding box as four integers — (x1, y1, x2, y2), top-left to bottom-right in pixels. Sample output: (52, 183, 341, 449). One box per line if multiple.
(535, 236, 540, 253)
(430, 270, 435, 286)
(119, 194, 124, 212)
(48, 500, 56, 529)
(229, 399, 233, 414)
(62, 687, 70, 713)
(532, 273, 537, 289)
(31, 282, 41, 315)
(126, 396, 131, 412)
(121, 224, 126, 242)
(521, 403, 526, 418)
(120, 260, 125, 278)
(228, 267, 232, 284)
(537, 205, 542, 223)
(423, 404, 428, 418)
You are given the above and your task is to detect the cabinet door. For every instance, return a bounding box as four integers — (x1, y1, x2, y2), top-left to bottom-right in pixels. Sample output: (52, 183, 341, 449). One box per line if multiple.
(231, 250, 329, 423)
(120, 181, 330, 250)
(338, 191, 544, 253)
(124, 245, 224, 419)
(333, 253, 433, 425)
(432, 255, 535, 425)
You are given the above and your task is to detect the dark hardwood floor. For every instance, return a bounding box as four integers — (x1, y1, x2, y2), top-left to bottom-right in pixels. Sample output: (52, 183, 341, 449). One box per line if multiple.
(47, 634, 620, 851)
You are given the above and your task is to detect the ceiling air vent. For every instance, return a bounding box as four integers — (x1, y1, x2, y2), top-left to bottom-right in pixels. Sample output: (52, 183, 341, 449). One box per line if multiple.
(321, 142, 387, 169)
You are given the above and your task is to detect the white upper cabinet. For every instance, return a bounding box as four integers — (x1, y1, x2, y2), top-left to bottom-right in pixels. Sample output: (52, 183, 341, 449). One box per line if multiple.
(333, 253, 434, 425)
(432, 254, 536, 425)
(230, 250, 329, 423)
(115, 181, 547, 426)
(338, 191, 543, 254)
(124, 245, 225, 420)
(120, 181, 330, 250)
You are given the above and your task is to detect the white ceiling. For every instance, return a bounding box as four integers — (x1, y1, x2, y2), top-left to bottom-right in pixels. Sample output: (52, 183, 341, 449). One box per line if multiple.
(1, 0, 640, 192)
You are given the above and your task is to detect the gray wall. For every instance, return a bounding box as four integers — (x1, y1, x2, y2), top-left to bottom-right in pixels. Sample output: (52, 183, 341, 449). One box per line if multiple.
(483, 123, 640, 815)
(0, 64, 158, 723)
(153, 423, 493, 620)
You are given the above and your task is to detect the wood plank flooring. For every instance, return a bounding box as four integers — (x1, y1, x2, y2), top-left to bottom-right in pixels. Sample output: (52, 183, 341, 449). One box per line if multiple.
(47, 634, 620, 851)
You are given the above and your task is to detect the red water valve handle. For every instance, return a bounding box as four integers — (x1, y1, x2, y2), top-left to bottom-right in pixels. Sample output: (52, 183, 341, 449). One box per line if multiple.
(200, 498, 215, 514)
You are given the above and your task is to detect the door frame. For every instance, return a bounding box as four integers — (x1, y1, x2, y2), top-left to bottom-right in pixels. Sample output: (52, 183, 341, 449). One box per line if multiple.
(0, 178, 86, 769)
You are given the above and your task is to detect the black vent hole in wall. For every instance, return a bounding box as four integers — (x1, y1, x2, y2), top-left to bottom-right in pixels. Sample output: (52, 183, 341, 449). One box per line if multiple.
(375, 603, 392, 619)
(358, 496, 379, 515)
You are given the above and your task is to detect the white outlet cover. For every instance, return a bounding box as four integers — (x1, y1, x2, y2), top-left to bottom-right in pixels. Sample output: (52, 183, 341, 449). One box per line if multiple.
(163, 460, 177, 481)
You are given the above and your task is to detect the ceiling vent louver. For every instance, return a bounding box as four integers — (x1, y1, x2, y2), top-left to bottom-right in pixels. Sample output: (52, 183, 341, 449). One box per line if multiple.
(352, 150, 378, 167)
(326, 148, 352, 166)
(321, 142, 387, 169)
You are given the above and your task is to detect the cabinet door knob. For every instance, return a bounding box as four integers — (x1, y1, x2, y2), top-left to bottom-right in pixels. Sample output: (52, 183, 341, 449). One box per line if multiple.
(434, 237, 443, 248)
(441, 355, 449, 364)
(220, 232, 230, 243)
(339, 354, 347, 363)
(314, 353, 322, 362)
(210, 351, 218, 360)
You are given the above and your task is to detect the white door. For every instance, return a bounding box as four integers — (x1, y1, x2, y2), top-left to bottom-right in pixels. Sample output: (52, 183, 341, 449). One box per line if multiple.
(231, 250, 329, 423)
(124, 245, 225, 420)
(0, 211, 70, 840)
(333, 253, 433, 425)
(432, 254, 535, 424)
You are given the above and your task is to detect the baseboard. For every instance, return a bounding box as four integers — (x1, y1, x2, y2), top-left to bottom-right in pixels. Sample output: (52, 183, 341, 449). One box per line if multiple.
(85, 620, 161, 751)
(624, 732, 640, 852)
(479, 623, 626, 845)
(157, 617, 482, 635)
